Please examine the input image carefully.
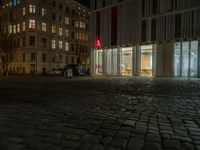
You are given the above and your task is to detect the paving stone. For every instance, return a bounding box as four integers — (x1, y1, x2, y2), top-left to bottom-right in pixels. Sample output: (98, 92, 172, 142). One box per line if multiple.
(28, 142, 52, 150)
(107, 147, 121, 150)
(102, 137, 112, 145)
(91, 135, 102, 144)
(62, 141, 81, 149)
(189, 131, 200, 136)
(161, 134, 170, 139)
(101, 129, 116, 137)
(124, 120, 136, 127)
(164, 139, 181, 149)
(65, 134, 80, 141)
(80, 134, 94, 142)
(146, 134, 161, 143)
(160, 130, 174, 135)
(48, 145, 62, 150)
(111, 138, 127, 149)
(79, 143, 92, 150)
(6, 144, 25, 150)
(144, 142, 162, 150)
(90, 144, 104, 150)
(171, 135, 192, 142)
(8, 137, 22, 144)
(116, 130, 130, 139)
(126, 137, 144, 150)
(196, 145, 200, 150)
(182, 143, 195, 150)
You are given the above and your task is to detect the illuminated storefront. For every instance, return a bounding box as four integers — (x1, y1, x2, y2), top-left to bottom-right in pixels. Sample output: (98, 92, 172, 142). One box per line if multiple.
(140, 45, 157, 77)
(174, 41, 198, 77)
(91, 41, 200, 77)
(120, 47, 133, 76)
(91, 45, 157, 77)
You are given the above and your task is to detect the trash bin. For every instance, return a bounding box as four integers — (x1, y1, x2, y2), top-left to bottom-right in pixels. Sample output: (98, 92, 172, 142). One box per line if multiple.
(67, 68, 73, 78)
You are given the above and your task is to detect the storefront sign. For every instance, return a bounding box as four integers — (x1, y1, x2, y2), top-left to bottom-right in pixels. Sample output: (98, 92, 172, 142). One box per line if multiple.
(95, 39, 101, 48)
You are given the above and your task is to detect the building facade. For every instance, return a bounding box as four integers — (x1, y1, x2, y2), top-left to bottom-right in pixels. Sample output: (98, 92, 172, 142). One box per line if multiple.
(90, 0, 200, 77)
(0, 0, 90, 75)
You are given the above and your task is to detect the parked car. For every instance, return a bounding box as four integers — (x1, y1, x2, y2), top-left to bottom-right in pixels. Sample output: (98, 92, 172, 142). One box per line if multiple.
(50, 69, 62, 75)
(63, 64, 88, 76)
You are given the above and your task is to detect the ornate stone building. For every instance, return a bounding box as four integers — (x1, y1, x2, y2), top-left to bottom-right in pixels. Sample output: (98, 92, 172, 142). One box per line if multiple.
(0, 0, 90, 74)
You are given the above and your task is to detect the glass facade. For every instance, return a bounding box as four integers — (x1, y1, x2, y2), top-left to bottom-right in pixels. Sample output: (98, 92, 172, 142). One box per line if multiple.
(105, 49, 112, 75)
(112, 48, 118, 76)
(174, 41, 198, 77)
(91, 42, 199, 77)
(190, 41, 198, 77)
(120, 47, 133, 76)
(94, 50, 103, 75)
(140, 45, 153, 77)
(174, 42, 181, 76)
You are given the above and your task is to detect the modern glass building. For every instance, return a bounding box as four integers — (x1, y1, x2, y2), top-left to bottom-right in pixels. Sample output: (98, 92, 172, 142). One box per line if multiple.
(90, 0, 200, 77)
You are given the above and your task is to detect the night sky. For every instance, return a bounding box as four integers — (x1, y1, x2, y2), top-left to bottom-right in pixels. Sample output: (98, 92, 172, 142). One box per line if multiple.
(76, 0, 90, 8)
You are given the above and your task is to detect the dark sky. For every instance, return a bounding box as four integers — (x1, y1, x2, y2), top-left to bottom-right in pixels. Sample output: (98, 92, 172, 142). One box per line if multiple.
(76, 0, 90, 8)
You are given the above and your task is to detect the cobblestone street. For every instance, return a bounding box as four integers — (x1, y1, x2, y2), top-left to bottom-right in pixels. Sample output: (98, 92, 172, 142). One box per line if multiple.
(0, 76, 200, 150)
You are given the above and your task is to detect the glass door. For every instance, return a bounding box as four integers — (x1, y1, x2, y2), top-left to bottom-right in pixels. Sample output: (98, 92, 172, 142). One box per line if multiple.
(112, 48, 118, 76)
(174, 41, 198, 77)
(190, 41, 198, 77)
(105, 49, 112, 75)
(95, 50, 103, 75)
(182, 42, 189, 77)
(141, 45, 153, 77)
(120, 47, 133, 76)
(174, 42, 181, 76)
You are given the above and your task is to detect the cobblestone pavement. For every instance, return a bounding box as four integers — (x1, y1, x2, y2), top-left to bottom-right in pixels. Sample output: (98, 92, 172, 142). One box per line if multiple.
(0, 76, 200, 150)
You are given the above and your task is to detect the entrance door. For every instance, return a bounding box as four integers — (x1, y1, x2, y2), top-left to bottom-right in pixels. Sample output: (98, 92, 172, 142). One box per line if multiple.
(112, 48, 118, 76)
(140, 45, 153, 77)
(105, 49, 112, 75)
(182, 42, 189, 76)
(174, 42, 181, 76)
(190, 41, 198, 77)
(120, 47, 133, 76)
(174, 41, 198, 77)
(95, 50, 103, 75)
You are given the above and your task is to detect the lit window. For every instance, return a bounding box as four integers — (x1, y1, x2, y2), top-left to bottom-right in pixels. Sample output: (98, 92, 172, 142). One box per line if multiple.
(42, 22, 47, 31)
(17, 24, 20, 32)
(51, 25, 56, 34)
(29, 19, 35, 29)
(65, 29, 69, 38)
(79, 22, 82, 28)
(41, 8, 46, 16)
(65, 42, 69, 51)
(75, 21, 79, 28)
(52, 40, 56, 49)
(13, 0, 17, 6)
(22, 22, 26, 31)
(59, 41, 63, 49)
(59, 27, 62, 36)
(79, 22, 86, 29)
(22, 7, 26, 16)
(29, 5, 36, 13)
(13, 25, 16, 34)
(9, 25, 13, 34)
(65, 17, 69, 25)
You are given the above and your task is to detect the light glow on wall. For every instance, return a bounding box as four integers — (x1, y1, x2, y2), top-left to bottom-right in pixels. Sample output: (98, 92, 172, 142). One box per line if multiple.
(95, 39, 101, 48)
